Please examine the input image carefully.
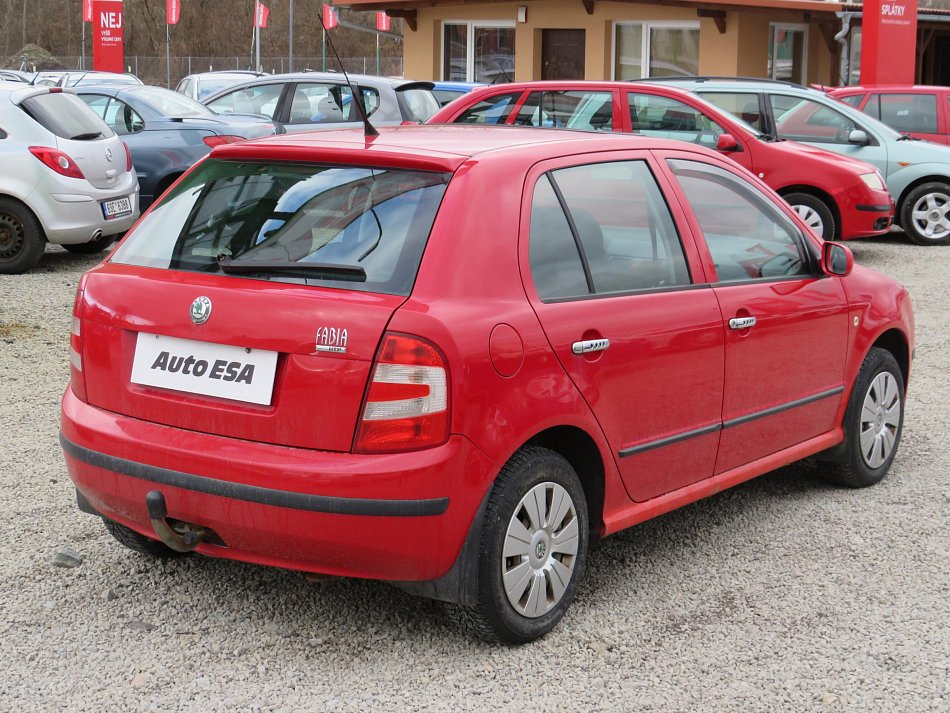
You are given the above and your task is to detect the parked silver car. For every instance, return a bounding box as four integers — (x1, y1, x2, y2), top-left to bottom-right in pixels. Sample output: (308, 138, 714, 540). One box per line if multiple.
(0, 83, 139, 273)
(175, 70, 264, 102)
(201, 72, 440, 132)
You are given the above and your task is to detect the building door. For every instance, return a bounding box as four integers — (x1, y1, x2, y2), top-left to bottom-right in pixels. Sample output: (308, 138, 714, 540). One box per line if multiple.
(542, 30, 585, 80)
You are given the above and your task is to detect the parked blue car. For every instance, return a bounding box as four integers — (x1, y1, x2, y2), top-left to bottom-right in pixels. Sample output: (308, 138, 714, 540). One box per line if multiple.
(431, 81, 486, 107)
(75, 85, 277, 208)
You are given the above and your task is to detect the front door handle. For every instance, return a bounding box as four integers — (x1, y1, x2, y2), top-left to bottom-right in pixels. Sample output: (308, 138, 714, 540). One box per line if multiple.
(728, 316, 757, 330)
(572, 338, 610, 354)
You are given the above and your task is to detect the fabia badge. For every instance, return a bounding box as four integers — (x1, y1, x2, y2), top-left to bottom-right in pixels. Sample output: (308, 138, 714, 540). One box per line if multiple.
(190, 296, 212, 325)
(315, 326, 347, 354)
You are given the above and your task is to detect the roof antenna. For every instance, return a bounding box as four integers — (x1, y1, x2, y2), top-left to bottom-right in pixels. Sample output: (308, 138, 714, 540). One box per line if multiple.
(317, 7, 379, 137)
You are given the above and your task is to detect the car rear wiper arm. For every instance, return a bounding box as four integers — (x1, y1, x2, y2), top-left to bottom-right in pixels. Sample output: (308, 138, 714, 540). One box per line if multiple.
(217, 257, 367, 282)
(70, 131, 103, 140)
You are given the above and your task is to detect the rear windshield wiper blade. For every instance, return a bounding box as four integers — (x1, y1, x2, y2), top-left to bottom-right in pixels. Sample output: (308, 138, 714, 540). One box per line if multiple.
(70, 131, 103, 140)
(217, 257, 367, 282)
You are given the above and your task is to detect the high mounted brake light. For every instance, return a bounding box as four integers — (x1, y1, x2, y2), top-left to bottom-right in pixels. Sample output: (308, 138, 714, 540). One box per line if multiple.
(354, 333, 449, 453)
(202, 135, 243, 148)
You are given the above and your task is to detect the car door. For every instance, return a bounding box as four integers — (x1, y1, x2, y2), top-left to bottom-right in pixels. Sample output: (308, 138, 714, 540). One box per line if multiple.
(523, 151, 724, 503)
(664, 153, 849, 473)
(509, 88, 621, 132)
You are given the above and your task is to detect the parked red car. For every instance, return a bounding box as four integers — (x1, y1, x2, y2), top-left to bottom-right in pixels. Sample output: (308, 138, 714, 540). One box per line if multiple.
(61, 126, 913, 642)
(828, 85, 950, 144)
(428, 81, 894, 242)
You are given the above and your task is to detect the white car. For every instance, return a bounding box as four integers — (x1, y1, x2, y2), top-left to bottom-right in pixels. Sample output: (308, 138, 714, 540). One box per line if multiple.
(0, 83, 139, 273)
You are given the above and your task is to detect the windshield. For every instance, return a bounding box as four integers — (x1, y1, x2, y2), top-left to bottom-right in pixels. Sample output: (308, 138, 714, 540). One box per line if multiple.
(20, 92, 114, 140)
(128, 86, 214, 117)
(111, 160, 451, 296)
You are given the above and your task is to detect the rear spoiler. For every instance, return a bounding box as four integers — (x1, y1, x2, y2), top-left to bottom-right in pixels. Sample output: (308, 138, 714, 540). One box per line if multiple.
(395, 81, 435, 92)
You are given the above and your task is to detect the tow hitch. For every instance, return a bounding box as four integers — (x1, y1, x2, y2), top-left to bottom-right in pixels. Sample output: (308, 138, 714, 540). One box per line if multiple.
(145, 490, 208, 553)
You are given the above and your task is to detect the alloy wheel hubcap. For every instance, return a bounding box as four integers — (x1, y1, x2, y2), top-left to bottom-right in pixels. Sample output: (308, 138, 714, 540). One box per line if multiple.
(502, 481, 579, 618)
(792, 204, 824, 236)
(859, 372, 901, 469)
(911, 192, 950, 240)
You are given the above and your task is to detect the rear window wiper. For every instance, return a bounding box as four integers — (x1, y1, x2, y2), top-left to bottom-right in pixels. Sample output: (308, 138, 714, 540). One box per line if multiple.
(70, 131, 103, 140)
(217, 256, 367, 282)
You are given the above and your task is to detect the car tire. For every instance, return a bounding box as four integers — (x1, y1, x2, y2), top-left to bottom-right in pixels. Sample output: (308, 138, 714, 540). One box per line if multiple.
(62, 233, 117, 254)
(102, 517, 184, 558)
(822, 347, 905, 488)
(900, 181, 950, 246)
(0, 198, 46, 274)
(783, 192, 836, 240)
(450, 446, 589, 643)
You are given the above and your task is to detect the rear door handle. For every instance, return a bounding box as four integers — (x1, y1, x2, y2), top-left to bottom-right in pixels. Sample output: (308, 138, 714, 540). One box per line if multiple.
(728, 316, 757, 330)
(572, 338, 610, 354)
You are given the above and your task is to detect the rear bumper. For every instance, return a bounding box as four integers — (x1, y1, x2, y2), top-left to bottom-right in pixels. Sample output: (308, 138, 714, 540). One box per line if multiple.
(60, 388, 496, 581)
(29, 177, 139, 244)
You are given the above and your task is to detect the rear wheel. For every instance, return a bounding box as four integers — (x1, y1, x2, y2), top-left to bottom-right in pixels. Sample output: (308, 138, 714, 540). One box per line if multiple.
(822, 347, 905, 488)
(103, 518, 184, 558)
(900, 182, 950, 245)
(783, 192, 836, 240)
(62, 233, 117, 254)
(0, 198, 45, 274)
(450, 447, 589, 643)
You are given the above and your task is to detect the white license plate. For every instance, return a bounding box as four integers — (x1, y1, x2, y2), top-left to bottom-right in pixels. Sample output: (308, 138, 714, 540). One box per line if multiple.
(130, 333, 278, 405)
(101, 196, 132, 220)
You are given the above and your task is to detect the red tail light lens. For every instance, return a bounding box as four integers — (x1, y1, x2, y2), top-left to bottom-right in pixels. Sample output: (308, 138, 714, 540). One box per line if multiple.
(354, 333, 450, 453)
(202, 134, 244, 148)
(29, 146, 85, 179)
(122, 141, 133, 172)
(69, 281, 88, 403)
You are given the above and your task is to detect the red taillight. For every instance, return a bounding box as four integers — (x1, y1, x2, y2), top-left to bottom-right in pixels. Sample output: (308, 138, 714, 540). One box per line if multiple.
(122, 141, 132, 171)
(69, 281, 87, 403)
(29, 146, 85, 179)
(202, 134, 243, 148)
(354, 333, 450, 454)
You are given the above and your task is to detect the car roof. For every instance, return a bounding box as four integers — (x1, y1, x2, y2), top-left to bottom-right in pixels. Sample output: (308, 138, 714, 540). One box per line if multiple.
(211, 124, 709, 173)
(465, 79, 701, 98)
(829, 85, 948, 93)
(213, 71, 431, 89)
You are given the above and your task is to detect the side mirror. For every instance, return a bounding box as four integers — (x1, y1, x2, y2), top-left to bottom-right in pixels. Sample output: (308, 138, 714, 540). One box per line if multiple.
(822, 241, 853, 277)
(848, 129, 869, 145)
(716, 133, 740, 152)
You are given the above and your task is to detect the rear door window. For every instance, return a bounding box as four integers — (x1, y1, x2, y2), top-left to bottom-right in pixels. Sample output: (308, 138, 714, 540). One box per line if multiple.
(516, 91, 614, 131)
(879, 93, 938, 134)
(529, 160, 691, 300)
(206, 83, 283, 118)
(396, 87, 440, 122)
(110, 161, 451, 297)
(627, 92, 725, 148)
(453, 91, 524, 124)
(668, 159, 813, 282)
(20, 92, 114, 140)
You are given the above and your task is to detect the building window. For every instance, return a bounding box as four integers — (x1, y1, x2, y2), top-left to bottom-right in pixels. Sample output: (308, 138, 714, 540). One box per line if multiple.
(614, 23, 699, 80)
(443, 22, 515, 84)
(769, 24, 807, 84)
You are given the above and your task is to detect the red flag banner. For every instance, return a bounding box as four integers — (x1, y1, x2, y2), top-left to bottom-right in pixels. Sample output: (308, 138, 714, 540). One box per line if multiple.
(376, 11, 390, 32)
(255, 1, 270, 29)
(83, 0, 93, 23)
(323, 4, 339, 30)
(167, 0, 180, 25)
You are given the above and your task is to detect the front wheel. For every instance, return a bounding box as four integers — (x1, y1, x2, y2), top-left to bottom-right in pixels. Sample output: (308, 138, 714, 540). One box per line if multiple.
(450, 447, 589, 643)
(822, 347, 905, 488)
(783, 192, 836, 240)
(900, 182, 950, 245)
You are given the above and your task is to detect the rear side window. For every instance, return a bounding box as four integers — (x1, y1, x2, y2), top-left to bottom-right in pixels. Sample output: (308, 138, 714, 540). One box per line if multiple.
(695, 91, 762, 131)
(453, 91, 523, 124)
(529, 160, 690, 301)
(516, 91, 614, 131)
(111, 160, 451, 296)
(628, 92, 725, 148)
(396, 87, 440, 122)
(206, 83, 283, 118)
(20, 92, 114, 140)
(838, 93, 864, 108)
(668, 159, 812, 282)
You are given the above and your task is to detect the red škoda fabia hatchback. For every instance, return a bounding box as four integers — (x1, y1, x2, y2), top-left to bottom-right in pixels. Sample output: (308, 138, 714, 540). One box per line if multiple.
(61, 126, 914, 643)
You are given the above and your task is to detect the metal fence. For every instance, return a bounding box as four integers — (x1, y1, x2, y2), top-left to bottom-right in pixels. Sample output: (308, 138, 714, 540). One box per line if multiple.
(10, 56, 405, 86)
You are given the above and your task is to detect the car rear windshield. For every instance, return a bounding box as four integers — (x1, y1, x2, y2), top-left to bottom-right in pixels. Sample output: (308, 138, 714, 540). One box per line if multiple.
(20, 92, 114, 140)
(397, 87, 441, 122)
(110, 160, 451, 296)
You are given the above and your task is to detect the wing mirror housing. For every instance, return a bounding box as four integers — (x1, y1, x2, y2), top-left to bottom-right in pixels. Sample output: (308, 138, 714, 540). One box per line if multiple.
(716, 133, 740, 152)
(848, 129, 869, 145)
(822, 241, 853, 277)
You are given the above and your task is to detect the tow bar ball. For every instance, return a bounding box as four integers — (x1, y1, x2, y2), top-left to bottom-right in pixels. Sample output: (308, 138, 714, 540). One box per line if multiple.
(145, 490, 208, 553)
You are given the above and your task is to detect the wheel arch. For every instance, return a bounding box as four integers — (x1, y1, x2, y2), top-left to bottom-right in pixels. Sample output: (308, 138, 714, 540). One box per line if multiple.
(0, 193, 47, 237)
(870, 327, 910, 387)
(777, 185, 841, 239)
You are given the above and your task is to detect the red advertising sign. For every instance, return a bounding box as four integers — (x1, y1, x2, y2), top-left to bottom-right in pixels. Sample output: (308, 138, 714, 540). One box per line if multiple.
(322, 4, 339, 30)
(376, 12, 390, 32)
(93, 1, 124, 73)
(167, 0, 181, 25)
(861, 0, 919, 85)
(255, 1, 269, 29)
(83, 0, 93, 23)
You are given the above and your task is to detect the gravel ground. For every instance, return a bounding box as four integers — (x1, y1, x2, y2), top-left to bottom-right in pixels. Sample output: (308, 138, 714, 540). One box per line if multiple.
(0, 235, 947, 712)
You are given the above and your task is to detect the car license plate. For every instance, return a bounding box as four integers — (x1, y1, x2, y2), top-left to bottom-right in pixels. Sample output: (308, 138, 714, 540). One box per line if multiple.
(130, 333, 278, 405)
(101, 196, 132, 220)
